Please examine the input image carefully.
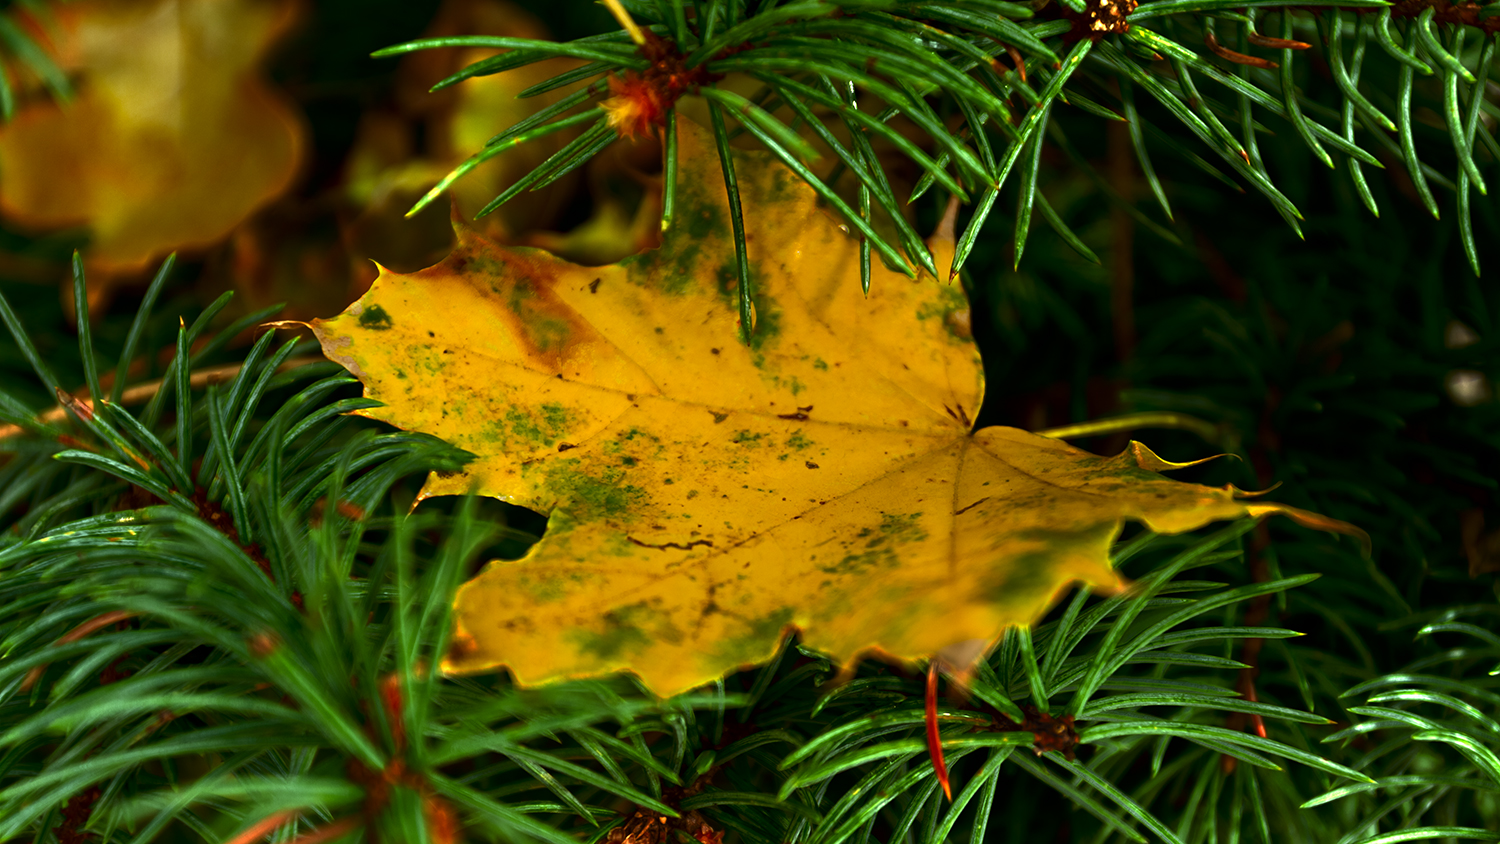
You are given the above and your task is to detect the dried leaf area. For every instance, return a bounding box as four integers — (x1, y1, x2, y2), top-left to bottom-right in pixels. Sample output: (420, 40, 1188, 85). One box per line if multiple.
(0, 0, 305, 279)
(309, 115, 1366, 697)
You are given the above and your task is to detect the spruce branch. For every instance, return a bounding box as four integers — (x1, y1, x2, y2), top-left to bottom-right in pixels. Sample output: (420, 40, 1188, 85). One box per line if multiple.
(0, 89, 1490, 843)
(373, 0, 1500, 329)
(0, 357, 326, 443)
(0, 269, 1375, 841)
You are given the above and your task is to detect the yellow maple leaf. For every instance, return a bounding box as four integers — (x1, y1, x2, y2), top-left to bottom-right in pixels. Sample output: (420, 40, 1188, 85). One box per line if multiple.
(307, 115, 1364, 697)
(0, 0, 305, 278)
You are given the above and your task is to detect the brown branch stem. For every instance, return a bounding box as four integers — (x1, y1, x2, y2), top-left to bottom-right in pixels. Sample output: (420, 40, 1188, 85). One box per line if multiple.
(1107, 117, 1135, 364)
(287, 816, 363, 844)
(0, 356, 326, 442)
(21, 611, 140, 692)
(225, 810, 299, 844)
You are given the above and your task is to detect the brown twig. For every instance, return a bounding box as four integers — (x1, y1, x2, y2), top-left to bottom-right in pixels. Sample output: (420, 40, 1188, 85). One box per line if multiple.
(1107, 117, 1136, 363)
(55, 785, 101, 844)
(21, 611, 140, 692)
(1058, 0, 1140, 39)
(1222, 380, 1283, 772)
(1388, 0, 1500, 35)
(987, 703, 1081, 759)
(1006, 44, 1028, 83)
(604, 777, 725, 844)
(1221, 524, 1273, 774)
(990, 43, 1028, 83)
(225, 810, 299, 844)
(286, 817, 363, 844)
(1204, 31, 1280, 68)
(0, 357, 326, 442)
(925, 663, 953, 800)
(1246, 30, 1311, 50)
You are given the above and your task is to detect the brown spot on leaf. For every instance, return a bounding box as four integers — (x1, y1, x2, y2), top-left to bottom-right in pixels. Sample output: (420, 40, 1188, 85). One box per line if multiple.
(945, 309, 972, 339)
(463, 243, 600, 373)
(447, 630, 479, 662)
(628, 536, 715, 551)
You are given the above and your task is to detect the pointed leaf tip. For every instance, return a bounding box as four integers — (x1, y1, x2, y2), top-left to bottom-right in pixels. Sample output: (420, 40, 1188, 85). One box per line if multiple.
(1244, 503, 1372, 557)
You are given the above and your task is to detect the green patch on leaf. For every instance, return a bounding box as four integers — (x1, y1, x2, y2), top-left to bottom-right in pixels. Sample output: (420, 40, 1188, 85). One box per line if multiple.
(358, 304, 393, 330)
(517, 569, 576, 604)
(543, 458, 648, 521)
(507, 280, 572, 352)
(915, 285, 970, 343)
(820, 512, 929, 576)
(714, 606, 795, 663)
(687, 202, 722, 240)
(506, 402, 573, 447)
(747, 289, 782, 354)
(663, 241, 703, 296)
(572, 603, 654, 660)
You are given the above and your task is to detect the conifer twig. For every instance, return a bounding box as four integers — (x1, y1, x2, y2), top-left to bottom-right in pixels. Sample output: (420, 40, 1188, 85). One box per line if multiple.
(20, 610, 139, 692)
(0, 357, 325, 441)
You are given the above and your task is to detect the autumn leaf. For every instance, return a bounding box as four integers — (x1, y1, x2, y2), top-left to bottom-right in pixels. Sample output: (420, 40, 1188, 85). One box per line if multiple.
(0, 0, 305, 279)
(306, 115, 1365, 698)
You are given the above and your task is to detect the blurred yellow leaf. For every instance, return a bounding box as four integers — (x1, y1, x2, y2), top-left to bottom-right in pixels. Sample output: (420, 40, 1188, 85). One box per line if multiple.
(212, 0, 597, 332)
(343, 0, 587, 264)
(520, 137, 662, 266)
(0, 0, 305, 277)
(308, 115, 1365, 697)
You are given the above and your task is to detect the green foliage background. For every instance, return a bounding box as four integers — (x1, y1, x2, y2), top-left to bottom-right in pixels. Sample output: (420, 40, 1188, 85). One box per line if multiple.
(0, 1, 1498, 843)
